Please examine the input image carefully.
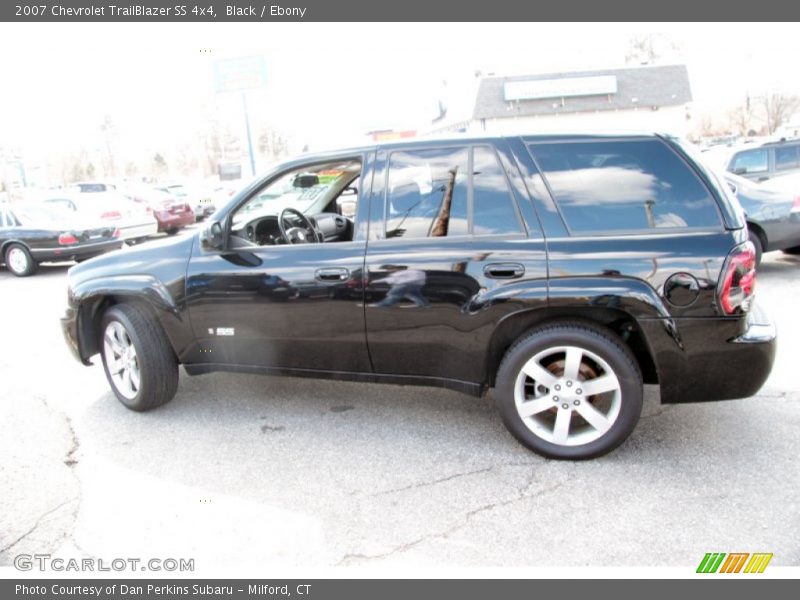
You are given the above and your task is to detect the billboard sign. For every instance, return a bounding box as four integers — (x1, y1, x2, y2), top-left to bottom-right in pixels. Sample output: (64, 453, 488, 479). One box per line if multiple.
(213, 56, 267, 93)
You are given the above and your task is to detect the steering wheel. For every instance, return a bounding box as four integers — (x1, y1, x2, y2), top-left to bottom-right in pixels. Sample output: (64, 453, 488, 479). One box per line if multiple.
(278, 208, 320, 244)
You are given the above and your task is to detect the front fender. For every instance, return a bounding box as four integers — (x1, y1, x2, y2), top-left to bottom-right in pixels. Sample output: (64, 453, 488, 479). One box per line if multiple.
(68, 275, 193, 363)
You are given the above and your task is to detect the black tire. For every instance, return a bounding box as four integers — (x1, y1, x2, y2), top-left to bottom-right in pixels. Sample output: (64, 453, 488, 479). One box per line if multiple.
(4, 243, 38, 277)
(495, 322, 643, 460)
(100, 303, 179, 411)
(166, 228, 179, 236)
(749, 229, 763, 266)
(782, 245, 800, 255)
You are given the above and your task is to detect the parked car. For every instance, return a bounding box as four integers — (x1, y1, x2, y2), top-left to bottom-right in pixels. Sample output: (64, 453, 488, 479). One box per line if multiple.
(725, 173, 800, 264)
(726, 138, 800, 182)
(1, 201, 122, 276)
(156, 183, 215, 221)
(42, 192, 158, 245)
(120, 186, 195, 234)
(67, 181, 117, 193)
(61, 133, 776, 459)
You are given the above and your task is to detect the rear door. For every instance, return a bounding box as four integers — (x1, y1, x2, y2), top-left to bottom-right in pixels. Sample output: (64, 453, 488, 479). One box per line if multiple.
(363, 139, 548, 386)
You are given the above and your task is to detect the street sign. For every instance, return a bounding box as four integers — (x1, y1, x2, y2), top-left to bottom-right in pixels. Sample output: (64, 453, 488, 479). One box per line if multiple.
(213, 56, 267, 93)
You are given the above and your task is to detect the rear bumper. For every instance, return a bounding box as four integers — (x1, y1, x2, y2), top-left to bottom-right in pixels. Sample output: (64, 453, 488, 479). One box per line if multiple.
(651, 304, 777, 403)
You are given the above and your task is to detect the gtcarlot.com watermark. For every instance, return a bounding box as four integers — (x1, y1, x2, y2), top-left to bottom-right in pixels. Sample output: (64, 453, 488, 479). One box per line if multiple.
(14, 553, 194, 572)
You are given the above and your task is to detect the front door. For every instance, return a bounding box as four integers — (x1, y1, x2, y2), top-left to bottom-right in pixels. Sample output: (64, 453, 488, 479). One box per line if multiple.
(185, 154, 373, 374)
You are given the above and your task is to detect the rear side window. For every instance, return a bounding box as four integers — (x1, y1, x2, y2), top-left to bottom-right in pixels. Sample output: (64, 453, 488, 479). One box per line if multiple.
(731, 149, 769, 174)
(386, 147, 469, 238)
(385, 146, 523, 238)
(775, 145, 800, 171)
(472, 146, 524, 235)
(528, 139, 722, 233)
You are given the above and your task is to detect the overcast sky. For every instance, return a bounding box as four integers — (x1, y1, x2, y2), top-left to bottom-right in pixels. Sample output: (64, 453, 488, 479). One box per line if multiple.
(1, 22, 798, 157)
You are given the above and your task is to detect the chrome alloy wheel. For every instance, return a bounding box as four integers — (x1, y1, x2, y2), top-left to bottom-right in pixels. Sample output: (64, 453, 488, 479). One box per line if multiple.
(103, 321, 141, 400)
(514, 345, 622, 446)
(7, 247, 29, 274)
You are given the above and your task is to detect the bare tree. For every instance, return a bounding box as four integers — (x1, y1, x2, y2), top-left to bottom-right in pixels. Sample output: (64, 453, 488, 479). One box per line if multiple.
(761, 93, 800, 134)
(152, 153, 168, 178)
(100, 115, 116, 178)
(625, 33, 680, 65)
(728, 97, 758, 137)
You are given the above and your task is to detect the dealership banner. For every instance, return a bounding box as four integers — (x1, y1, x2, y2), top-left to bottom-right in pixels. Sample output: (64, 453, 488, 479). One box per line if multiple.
(3, 0, 800, 21)
(3, 579, 799, 599)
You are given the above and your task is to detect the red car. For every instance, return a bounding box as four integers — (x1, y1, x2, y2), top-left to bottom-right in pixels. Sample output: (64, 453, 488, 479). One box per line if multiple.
(121, 187, 195, 234)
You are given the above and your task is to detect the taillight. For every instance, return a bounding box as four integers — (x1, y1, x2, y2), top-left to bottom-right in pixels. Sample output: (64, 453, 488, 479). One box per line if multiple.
(101, 210, 122, 220)
(791, 196, 800, 214)
(112, 228, 121, 238)
(718, 241, 756, 315)
(59, 233, 78, 245)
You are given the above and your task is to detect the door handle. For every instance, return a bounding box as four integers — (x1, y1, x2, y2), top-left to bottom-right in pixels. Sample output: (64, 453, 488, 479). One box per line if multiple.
(315, 267, 350, 281)
(484, 263, 525, 279)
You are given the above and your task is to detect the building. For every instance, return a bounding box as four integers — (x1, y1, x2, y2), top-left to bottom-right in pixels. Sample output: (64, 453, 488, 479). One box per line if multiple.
(428, 64, 693, 137)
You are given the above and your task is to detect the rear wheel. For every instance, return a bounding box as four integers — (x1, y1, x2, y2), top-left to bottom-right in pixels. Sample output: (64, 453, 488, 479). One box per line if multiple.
(100, 303, 179, 411)
(4, 243, 38, 277)
(495, 322, 643, 459)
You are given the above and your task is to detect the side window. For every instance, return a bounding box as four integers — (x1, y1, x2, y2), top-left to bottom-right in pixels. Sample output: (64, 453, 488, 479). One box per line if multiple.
(528, 139, 722, 233)
(731, 149, 769, 174)
(775, 145, 800, 171)
(230, 159, 362, 245)
(384, 146, 524, 239)
(472, 146, 524, 235)
(386, 148, 469, 238)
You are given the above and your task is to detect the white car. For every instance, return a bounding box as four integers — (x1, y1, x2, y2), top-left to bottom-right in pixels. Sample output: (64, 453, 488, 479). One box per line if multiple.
(42, 192, 158, 244)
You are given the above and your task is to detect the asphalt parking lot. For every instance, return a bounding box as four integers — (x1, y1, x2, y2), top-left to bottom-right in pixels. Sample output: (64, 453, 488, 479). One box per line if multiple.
(1, 232, 798, 571)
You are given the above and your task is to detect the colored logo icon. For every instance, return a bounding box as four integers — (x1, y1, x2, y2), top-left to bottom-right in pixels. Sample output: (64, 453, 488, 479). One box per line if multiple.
(697, 552, 773, 573)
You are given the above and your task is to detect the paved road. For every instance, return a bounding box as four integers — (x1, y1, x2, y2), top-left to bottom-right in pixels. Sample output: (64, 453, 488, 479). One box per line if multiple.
(1, 239, 798, 573)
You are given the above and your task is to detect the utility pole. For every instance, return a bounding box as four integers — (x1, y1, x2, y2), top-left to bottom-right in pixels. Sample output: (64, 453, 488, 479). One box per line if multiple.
(241, 92, 256, 178)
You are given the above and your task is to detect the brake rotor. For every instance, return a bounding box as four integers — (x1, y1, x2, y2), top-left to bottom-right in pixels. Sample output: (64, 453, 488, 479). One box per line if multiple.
(546, 358, 598, 385)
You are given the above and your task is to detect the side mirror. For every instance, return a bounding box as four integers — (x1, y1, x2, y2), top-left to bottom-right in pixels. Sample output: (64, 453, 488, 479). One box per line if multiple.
(336, 196, 357, 218)
(201, 221, 224, 250)
(733, 167, 747, 175)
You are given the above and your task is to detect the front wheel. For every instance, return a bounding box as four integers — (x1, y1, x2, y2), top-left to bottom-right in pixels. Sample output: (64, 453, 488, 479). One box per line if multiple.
(495, 322, 643, 460)
(100, 303, 179, 411)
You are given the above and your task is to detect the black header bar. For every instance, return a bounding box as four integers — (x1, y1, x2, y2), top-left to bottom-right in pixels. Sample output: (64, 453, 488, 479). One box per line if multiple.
(3, 0, 800, 21)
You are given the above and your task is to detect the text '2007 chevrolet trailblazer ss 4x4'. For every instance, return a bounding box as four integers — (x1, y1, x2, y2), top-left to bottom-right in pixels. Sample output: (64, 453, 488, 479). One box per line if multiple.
(61, 134, 776, 459)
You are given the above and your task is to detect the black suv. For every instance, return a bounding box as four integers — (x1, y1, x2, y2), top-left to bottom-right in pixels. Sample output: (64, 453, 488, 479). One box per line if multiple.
(61, 134, 776, 459)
